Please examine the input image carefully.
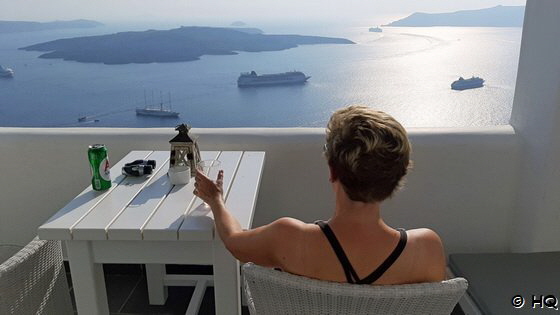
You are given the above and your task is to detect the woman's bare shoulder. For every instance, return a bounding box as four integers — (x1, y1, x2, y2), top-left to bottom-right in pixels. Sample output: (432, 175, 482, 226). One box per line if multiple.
(406, 228, 446, 282)
(266, 218, 320, 270)
(266, 217, 318, 243)
(269, 217, 313, 231)
(407, 228, 443, 247)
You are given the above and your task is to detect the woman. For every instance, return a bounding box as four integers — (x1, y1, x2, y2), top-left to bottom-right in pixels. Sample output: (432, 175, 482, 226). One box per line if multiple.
(194, 105, 446, 284)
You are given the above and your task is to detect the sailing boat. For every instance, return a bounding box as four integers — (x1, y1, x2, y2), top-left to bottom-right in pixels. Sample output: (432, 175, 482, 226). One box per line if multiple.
(136, 91, 180, 118)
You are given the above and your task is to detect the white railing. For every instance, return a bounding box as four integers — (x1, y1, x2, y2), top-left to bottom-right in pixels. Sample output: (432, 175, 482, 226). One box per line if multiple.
(0, 126, 518, 254)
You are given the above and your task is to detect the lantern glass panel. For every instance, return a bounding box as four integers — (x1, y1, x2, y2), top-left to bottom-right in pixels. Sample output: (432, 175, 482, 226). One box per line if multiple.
(170, 144, 192, 168)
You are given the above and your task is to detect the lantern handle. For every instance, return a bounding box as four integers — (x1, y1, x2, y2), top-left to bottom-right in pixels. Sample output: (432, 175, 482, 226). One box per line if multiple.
(175, 123, 191, 133)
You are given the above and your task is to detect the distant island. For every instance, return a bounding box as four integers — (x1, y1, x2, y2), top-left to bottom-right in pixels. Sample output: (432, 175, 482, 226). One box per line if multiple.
(20, 26, 354, 65)
(229, 27, 263, 35)
(386, 5, 524, 27)
(0, 19, 103, 33)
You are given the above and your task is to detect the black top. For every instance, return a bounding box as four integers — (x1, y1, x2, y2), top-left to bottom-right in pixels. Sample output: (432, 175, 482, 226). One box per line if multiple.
(315, 220, 407, 284)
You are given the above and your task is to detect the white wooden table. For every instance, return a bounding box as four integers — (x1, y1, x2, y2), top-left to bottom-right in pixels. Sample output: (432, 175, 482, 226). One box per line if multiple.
(38, 150, 265, 315)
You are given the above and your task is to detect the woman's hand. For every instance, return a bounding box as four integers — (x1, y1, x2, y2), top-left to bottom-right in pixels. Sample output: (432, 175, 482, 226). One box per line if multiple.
(194, 169, 225, 209)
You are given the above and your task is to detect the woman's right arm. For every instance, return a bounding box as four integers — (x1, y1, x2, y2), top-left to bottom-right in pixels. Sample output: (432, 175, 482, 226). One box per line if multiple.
(194, 169, 305, 267)
(214, 208, 305, 267)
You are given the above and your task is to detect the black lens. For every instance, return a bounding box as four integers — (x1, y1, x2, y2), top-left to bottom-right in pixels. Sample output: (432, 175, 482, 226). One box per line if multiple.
(143, 165, 153, 175)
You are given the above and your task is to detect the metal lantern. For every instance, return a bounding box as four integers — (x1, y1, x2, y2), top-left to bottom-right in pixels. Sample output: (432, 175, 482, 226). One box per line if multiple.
(169, 124, 201, 177)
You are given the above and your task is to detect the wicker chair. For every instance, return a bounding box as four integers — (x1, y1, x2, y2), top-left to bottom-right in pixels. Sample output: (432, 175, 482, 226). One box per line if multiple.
(0, 238, 73, 315)
(242, 263, 467, 315)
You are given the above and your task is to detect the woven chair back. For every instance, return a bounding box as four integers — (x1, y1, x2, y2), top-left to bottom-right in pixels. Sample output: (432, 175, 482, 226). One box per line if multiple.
(0, 238, 73, 315)
(243, 262, 467, 315)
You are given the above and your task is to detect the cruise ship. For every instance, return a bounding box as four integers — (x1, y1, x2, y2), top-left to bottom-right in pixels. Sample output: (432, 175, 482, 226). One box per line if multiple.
(0, 65, 14, 78)
(451, 76, 484, 90)
(369, 26, 382, 33)
(237, 71, 310, 87)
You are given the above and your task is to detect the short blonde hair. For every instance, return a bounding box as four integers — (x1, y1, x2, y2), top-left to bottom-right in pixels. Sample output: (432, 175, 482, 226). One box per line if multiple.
(325, 105, 411, 202)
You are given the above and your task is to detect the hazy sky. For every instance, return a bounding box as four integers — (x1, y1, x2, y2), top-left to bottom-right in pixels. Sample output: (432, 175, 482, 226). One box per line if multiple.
(2, 0, 527, 25)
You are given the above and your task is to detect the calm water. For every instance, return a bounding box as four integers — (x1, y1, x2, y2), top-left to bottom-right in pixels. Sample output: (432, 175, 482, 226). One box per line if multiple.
(0, 24, 521, 127)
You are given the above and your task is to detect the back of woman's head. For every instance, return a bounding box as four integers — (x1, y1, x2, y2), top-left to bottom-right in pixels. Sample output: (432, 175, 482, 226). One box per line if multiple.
(325, 105, 411, 203)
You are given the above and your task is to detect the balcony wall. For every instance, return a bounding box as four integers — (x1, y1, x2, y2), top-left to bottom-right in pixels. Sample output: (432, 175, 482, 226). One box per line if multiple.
(0, 126, 518, 254)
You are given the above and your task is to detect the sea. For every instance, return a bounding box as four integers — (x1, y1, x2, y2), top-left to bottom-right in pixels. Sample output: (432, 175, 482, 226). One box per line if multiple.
(0, 22, 522, 128)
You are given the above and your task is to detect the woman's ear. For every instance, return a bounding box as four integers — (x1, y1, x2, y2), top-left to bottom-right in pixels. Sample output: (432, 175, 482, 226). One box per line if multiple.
(328, 164, 337, 183)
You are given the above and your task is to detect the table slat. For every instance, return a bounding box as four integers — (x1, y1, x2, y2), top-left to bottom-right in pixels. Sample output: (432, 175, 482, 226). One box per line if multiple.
(71, 151, 169, 240)
(223, 152, 265, 230)
(38, 151, 153, 240)
(178, 151, 244, 241)
(141, 151, 220, 241)
(106, 159, 172, 240)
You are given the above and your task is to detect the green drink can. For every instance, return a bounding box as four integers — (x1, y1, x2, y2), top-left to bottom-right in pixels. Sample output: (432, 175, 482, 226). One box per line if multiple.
(88, 144, 111, 191)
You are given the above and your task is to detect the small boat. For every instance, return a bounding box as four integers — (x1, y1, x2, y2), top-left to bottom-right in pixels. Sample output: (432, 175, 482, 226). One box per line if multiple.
(369, 27, 382, 33)
(78, 116, 100, 123)
(237, 71, 310, 87)
(0, 65, 14, 78)
(451, 76, 484, 90)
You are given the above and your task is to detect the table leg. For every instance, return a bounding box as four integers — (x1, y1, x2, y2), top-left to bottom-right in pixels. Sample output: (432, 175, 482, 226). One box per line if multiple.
(145, 264, 168, 305)
(66, 240, 109, 315)
(213, 239, 241, 315)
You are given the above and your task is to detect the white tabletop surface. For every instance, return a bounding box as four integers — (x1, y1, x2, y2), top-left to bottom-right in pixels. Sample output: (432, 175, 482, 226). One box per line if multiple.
(38, 150, 265, 242)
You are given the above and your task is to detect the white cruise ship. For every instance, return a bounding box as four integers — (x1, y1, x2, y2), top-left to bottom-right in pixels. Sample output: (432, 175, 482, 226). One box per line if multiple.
(369, 27, 382, 33)
(237, 71, 310, 87)
(0, 65, 14, 78)
(451, 76, 484, 90)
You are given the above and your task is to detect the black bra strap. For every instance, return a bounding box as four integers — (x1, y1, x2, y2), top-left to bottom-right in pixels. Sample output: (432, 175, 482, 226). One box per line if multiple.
(315, 221, 408, 285)
(357, 228, 408, 284)
(315, 220, 359, 283)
